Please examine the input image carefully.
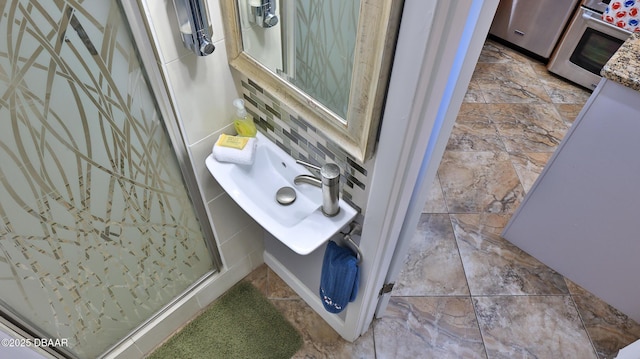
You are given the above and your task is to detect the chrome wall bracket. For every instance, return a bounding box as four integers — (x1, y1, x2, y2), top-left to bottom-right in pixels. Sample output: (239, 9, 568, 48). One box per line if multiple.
(172, 0, 215, 56)
(341, 222, 363, 264)
(248, 0, 279, 28)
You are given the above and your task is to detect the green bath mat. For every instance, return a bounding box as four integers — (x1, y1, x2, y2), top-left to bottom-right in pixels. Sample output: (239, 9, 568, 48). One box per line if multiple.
(148, 281, 302, 359)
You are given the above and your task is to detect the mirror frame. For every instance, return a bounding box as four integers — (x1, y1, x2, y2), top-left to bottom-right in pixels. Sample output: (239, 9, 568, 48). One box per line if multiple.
(220, 0, 403, 162)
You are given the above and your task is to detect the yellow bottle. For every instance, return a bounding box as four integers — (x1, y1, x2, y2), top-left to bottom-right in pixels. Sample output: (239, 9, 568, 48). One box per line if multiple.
(232, 99, 257, 137)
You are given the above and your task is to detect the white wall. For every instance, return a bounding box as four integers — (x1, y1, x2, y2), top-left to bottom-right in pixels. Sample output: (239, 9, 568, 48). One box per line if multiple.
(141, 0, 265, 273)
(238, 0, 284, 73)
(351, 0, 500, 336)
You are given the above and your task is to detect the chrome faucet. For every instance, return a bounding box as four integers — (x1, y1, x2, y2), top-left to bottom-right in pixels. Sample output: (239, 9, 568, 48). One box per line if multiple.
(294, 160, 341, 217)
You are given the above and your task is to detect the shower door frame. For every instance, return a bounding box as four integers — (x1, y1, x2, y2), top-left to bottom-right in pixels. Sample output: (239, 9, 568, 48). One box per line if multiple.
(116, 1, 222, 271)
(0, 1, 222, 358)
(100, 0, 227, 355)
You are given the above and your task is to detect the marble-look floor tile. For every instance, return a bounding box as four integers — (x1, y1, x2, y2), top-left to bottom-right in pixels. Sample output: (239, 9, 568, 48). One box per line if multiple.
(566, 280, 640, 359)
(477, 40, 535, 65)
(438, 151, 524, 213)
(244, 263, 268, 296)
(446, 122, 504, 152)
(530, 62, 592, 104)
(473, 63, 551, 104)
(374, 297, 486, 359)
(446, 104, 506, 152)
(490, 103, 568, 152)
(451, 213, 569, 296)
(267, 267, 300, 299)
(464, 79, 486, 103)
(394, 214, 469, 296)
(423, 176, 448, 213)
(243, 264, 300, 300)
(271, 299, 376, 359)
(555, 103, 586, 126)
(508, 152, 552, 193)
(457, 102, 495, 122)
(474, 296, 597, 359)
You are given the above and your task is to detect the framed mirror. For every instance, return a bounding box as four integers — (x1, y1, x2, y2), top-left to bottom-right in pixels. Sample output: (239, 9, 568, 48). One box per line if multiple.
(220, 0, 403, 161)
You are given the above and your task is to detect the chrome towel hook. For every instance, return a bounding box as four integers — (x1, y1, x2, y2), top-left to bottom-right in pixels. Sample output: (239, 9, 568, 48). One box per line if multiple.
(342, 222, 363, 264)
(172, 0, 215, 56)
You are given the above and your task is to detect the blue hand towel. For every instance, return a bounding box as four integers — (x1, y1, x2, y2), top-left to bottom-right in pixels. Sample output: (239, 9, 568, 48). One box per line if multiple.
(319, 240, 360, 313)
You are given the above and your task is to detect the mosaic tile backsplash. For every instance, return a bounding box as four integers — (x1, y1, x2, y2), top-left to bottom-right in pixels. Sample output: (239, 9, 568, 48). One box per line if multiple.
(240, 78, 373, 214)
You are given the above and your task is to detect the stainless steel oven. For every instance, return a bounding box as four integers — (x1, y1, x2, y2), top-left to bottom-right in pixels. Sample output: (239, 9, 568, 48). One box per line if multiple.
(548, 0, 632, 90)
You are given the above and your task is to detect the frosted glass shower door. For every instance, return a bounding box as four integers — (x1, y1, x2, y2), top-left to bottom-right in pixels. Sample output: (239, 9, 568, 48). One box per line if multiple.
(0, 1, 215, 358)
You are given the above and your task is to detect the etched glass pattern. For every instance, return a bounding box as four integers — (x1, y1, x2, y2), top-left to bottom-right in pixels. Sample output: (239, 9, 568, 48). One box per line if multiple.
(292, 0, 360, 119)
(0, 1, 213, 357)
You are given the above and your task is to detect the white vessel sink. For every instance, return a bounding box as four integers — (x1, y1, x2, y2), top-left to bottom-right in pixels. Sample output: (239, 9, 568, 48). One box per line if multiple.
(206, 132, 357, 255)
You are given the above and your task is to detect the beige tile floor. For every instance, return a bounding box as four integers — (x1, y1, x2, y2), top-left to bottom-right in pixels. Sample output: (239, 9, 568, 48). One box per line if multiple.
(245, 39, 640, 358)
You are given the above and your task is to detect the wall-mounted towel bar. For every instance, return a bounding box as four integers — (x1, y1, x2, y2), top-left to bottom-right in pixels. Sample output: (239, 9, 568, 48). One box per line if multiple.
(343, 222, 363, 264)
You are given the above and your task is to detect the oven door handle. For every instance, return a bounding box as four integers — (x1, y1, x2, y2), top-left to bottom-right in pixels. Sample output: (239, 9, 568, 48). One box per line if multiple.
(582, 8, 633, 36)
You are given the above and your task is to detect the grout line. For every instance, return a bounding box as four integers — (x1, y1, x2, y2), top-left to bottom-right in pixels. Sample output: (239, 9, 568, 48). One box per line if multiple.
(371, 324, 378, 359)
(446, 212, 490, 357)
(468, 294, 490, 359)
(567, 288, 601, 358)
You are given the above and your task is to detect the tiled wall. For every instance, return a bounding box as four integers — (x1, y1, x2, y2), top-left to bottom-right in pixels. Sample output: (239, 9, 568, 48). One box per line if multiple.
(111, 1, 378, 355)
(142, 0, 376, 269)
(240, 77, 373, 214)
(141, 0, 264, 271)
(241, 73, 376, 326)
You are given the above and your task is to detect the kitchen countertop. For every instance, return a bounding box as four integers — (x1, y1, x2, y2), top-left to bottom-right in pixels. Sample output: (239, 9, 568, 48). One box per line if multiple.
(601, 32, 640, 91)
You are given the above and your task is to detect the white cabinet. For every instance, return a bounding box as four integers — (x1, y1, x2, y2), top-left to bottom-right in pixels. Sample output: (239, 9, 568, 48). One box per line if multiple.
(503, 78, 640, 322)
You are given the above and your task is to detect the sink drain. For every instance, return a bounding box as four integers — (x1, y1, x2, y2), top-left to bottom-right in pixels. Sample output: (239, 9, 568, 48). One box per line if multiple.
(276, 186, 296, 206)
